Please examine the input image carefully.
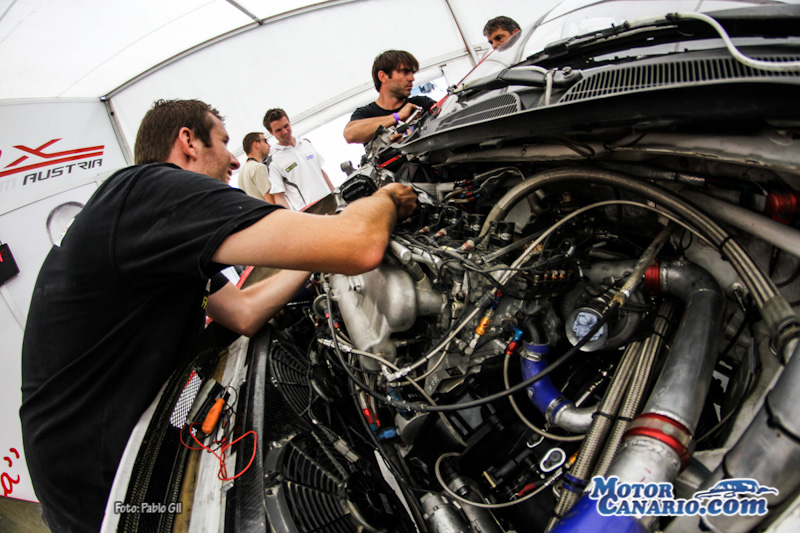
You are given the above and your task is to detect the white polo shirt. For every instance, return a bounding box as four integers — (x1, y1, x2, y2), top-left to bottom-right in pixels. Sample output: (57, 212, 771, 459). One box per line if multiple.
(267, 138, 329, 210)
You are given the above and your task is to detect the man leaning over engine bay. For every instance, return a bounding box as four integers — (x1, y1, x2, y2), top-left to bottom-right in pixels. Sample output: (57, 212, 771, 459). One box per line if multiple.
(20, 98, 417, 532)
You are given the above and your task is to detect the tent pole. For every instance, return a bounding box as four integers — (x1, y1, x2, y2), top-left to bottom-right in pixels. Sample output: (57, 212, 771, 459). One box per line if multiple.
(101, 96, 133, 165)
(444, 0, 478, 67)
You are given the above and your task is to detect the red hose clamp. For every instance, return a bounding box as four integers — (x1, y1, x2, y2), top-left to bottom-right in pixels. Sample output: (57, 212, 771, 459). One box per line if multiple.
(765, 192, 800, 224)
(624, 413, 694, 469)
(643, 261, 661, 295)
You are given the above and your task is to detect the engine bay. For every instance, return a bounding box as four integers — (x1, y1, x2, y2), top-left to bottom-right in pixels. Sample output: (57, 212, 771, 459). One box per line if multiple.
(237, 10, 800, 529)
(257, 129, 800, 532)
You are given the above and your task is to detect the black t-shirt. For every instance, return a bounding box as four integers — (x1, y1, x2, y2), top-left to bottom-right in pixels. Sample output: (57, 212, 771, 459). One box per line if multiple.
(349, 95, 437, 123)
(20, 162, 279, 532)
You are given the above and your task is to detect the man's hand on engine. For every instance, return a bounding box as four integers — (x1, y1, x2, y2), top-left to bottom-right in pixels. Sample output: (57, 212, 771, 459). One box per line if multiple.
(398, 102, 421, 122)
(387, 103, 422, 142)
(379, 183, 419, 220)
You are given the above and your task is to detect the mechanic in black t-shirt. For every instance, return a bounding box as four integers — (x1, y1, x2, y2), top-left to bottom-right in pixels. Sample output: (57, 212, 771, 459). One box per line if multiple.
(344, 50, 436, 145)
(20, 99, 417, 533)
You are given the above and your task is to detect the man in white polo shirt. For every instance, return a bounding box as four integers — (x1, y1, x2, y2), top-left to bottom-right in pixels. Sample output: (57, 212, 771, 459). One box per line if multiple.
(263, 108, 335, 210)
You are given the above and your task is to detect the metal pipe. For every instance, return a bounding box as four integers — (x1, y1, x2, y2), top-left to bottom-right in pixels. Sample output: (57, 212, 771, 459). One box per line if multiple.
(552, 404, 599, 434)
(547, 230, 673, 526)
(681, 190, 800, 259)
(641, 260, 723, 429)
(519, 348, 601, 434)
(610, 226, 673, 307)
(536, 226, 672, 440)
(576, 258, 719, 428)
(606, 260, 722, 482)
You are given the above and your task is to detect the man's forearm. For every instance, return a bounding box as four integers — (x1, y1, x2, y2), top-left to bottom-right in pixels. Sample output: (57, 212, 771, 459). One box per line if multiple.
(344, 115, 397, 144)
(206, 269, 310, 337)
(211, 183, 417, 276)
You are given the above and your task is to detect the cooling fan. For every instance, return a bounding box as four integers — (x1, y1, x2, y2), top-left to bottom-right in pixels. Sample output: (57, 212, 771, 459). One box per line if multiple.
(264, 432, 414, 533)
(268, 339, 351, 433)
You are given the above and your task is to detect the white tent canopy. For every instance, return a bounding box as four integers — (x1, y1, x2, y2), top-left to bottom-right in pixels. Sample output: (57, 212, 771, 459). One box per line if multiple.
(1, 0, 562, 165)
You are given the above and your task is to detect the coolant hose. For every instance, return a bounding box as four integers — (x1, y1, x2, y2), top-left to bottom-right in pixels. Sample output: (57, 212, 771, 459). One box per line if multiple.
(519, 317, 574, 424)
(519, 318, 597, 433)
(549, 493, 648, 533)
(521, 343, 570, 420)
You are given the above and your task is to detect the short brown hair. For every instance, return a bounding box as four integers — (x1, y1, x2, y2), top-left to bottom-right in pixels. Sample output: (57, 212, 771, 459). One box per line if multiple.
(134, 99, 223, 165)
(483, 16, 520, 37)
(263, 108, 288, 132)
(372, 50, 419, 92)
(242, 132, 262, 155)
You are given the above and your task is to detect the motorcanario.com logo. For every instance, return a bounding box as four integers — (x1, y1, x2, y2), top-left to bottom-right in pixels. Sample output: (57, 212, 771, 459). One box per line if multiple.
(587, 476, 778, 517)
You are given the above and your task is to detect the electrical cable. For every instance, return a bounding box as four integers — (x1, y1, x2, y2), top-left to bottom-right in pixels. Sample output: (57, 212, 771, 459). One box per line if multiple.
(393, 198, 701, 386)
(481, 169, 794, 355)
(407, 349, 449, 383)
(390, 202, 613, 382)
(180, 422, 257, 481)
(321, 283, 404, 408)
(331, 201, 680, 414)
(437, 250, 539, 300)
(322, 267, 612, 414)
(417, 299, 619, 413)
(775, 260, 800, 288)
(321, 336, 469, 447)
(482, 229, 547, 264)
(695, 370, 756, 447)
(344, 375, 432, 511)
(696, 303, 759, 446)
(419, 221, 670, 416)
(717, 308, 751, 361)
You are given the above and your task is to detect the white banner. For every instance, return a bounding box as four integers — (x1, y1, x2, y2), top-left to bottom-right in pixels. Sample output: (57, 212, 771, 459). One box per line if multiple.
(0, 98, 127, 502)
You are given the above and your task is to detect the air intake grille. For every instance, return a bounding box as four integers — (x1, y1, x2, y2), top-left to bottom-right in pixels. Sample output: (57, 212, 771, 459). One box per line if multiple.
(561, 55, 800, 103)
(439, 92, 521, 130)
